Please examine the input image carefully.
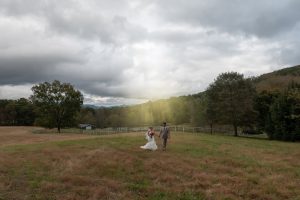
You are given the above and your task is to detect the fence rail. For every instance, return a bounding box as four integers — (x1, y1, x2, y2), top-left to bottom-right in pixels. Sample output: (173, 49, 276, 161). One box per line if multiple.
(33, 126, 235, 135)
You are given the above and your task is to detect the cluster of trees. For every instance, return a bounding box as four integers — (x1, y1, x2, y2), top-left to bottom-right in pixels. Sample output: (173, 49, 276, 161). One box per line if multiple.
(255, 83, 300, 141)
(78, 72, 299, 141)
(1, 73, 299, 141)
(205, 72, 300, 141)
(0, 98, 35, 126)
(0, 84, 205, 130)
(77, 72, 256, 136)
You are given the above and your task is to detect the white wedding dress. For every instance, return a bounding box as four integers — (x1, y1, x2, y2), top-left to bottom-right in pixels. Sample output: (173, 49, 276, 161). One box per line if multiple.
(140, 132, 158, 151)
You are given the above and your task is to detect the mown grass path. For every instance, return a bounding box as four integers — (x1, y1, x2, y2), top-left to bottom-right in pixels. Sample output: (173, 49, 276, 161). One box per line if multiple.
(0, 129, 299, 200)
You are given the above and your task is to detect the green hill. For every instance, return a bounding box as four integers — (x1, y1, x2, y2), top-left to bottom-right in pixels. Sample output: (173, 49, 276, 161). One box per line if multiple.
(254, 65, 300, 92)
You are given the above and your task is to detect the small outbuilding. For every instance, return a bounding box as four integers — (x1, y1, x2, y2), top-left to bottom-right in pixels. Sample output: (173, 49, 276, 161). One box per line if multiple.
(79, 124, 95, 130)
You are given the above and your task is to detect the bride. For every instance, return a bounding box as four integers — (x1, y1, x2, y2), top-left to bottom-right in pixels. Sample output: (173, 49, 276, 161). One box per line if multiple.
(140, 127, 158, 151)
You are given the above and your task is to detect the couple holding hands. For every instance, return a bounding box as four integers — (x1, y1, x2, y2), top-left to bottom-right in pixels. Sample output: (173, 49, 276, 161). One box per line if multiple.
(140, 122, 170, 151)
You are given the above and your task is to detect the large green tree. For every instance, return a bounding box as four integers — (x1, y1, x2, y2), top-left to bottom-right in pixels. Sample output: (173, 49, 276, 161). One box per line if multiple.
(206, 72, 256, 136)
(30, 80, 83, 132)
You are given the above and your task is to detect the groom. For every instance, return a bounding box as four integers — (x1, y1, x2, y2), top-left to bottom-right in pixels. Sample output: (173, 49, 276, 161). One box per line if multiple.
(159, 122, 170, 151)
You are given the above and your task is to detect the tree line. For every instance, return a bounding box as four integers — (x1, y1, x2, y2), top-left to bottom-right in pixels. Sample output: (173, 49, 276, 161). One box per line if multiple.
(0, 98, 35, 126)
(0, 73, 299, 141)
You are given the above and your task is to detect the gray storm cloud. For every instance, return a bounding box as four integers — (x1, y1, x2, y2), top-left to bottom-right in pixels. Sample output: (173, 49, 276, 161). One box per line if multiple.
(0, 0, 299, 105)
(155, 0, 300, 37)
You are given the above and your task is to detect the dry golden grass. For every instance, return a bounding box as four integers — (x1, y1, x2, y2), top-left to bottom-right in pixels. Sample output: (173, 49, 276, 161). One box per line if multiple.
(0, 126, 101, 147)
(0, 127, 299, 200)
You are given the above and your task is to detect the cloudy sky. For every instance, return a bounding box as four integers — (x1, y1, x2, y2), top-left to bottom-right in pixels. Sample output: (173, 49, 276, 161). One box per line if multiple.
(0, 0, 300, 106)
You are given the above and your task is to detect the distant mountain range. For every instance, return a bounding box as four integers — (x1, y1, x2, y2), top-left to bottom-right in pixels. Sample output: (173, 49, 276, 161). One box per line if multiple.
(82, 104, 101, 109)
(254, 65, 300, 92)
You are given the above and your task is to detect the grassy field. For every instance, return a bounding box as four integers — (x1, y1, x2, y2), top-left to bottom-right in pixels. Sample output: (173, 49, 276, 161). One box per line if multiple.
(0, 127, 299, 200)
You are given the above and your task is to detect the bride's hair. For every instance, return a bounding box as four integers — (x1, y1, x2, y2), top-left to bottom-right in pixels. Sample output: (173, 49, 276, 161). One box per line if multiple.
(148, 127, 154, 137)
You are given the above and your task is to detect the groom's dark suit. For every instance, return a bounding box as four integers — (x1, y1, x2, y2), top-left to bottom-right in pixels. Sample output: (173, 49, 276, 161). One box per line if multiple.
(159, 125, 170, 150)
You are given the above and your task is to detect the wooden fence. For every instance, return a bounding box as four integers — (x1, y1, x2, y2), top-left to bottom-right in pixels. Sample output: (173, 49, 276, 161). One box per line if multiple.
(34, 126, 234, 135)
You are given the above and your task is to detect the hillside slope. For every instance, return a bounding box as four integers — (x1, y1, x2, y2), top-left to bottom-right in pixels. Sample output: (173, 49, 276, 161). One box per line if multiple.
(254, 65, 300, 92)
